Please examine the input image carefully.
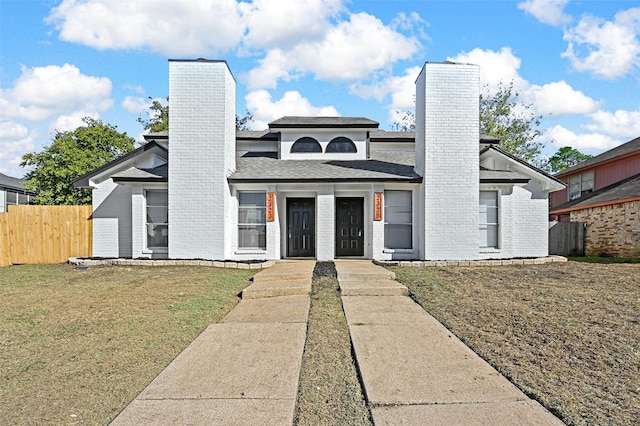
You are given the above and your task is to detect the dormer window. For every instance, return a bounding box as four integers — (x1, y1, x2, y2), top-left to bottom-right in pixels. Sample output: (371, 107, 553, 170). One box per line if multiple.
(326, 137, 357, 153)
(291, 137, 322, 153)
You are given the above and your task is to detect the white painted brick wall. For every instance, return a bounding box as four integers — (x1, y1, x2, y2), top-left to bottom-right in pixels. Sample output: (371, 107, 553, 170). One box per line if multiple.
(168, 60, 235, 260)
(92, 178, 132, 258)
(316, 185, 335, 261)
(416, 62, 480, 260)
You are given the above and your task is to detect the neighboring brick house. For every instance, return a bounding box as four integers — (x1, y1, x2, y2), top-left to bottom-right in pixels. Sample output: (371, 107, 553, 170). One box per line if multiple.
(74, 59, 563, 261)
(0, 173, 34, 213)
(550, 137, 640, 257)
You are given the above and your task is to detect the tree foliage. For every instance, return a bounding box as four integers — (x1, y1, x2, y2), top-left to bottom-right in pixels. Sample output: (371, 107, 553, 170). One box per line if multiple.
(480, 81, 545, 166)
(138, 97, 169, 133)
(20, 118, 135, 205)
(138, 97, 254, 132)
(543, 146, 592, 174)
(392, 81, 548, 166)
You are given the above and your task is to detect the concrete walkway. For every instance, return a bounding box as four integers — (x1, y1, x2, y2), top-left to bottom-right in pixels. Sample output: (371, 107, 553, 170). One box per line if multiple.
(335, 260, 564, 426)
(110, 260, 315, 426)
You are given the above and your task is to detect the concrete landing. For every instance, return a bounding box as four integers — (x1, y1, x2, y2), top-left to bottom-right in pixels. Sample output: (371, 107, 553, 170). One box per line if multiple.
(335, 259, 395, 281)
(111, 260, 314, 426)
(242, 260, 315, 299)
(336, 261, 564, 426)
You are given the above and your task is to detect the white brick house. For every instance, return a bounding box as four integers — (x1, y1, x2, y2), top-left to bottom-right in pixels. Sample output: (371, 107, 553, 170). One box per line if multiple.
(75, 59, 564, 261)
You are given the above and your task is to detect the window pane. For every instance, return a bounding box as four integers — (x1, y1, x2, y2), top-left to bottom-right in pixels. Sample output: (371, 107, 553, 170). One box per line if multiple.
(238, 208, 266, 224)
(147, 224, 168, 248)
(17, 193, 29, 205)
(147, 206, 168, 224)
(238, 225, 266, 249)
(479, 191, 498, 248)
(326, 137, 356, 153)
(384, 190, 412, 249)
(6, 191, 16, 204)
(147, 190, 167, 206)
(291, 137, 322, 153)
(146, 190, 168, 249)
(238, 192, 265, 207)
(385, 224, 412, 249)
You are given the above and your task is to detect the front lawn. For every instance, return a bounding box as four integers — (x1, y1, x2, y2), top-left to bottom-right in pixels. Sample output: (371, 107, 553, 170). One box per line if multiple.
(0, 264, 255, 425)
(392, 261, 640, 426)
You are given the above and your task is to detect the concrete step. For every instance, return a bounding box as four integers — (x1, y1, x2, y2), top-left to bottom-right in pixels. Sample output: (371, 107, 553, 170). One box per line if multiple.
(334, 260, 395, 282)
(251, 260, 315, 283)
(242, 278, 311, 299)
(339, 279, 408, 296)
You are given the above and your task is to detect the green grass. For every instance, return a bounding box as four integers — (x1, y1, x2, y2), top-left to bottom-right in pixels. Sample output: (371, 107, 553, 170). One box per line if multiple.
(0, 264, 255, 425)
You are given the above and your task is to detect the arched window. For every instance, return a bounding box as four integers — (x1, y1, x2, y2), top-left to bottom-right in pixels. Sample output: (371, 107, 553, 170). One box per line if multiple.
(326, 137, 356, 153)
(291, 137, 322, 153)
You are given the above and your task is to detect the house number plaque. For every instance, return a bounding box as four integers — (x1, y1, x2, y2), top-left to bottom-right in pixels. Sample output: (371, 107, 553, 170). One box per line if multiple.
(374, 192, 383, 221)
(266, 192, 275, 222)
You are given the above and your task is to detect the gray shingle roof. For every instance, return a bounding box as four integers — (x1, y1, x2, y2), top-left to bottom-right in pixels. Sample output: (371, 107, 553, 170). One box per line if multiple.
(0, 173, 27, 191)
(480, 169, 530, 183)
(229, 151, 420, 183)
(269, 116, 379, 129)
(112, 164, 168, 182)
(557, 136, 640, 176)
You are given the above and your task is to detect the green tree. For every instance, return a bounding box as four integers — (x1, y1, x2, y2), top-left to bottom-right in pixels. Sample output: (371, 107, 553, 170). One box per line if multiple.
(20, 118, 135, 205)
(543, 146, 592, 174)
(480, 81, 545, 166)
(138, 97, 254, 132)
(138, 97, 169, 132)
(392, 81, 548, 166)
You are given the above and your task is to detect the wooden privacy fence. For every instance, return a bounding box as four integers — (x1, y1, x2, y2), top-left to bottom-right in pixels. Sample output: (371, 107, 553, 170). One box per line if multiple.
(549, 221, 586, 257)
(0, 205, 92, 266)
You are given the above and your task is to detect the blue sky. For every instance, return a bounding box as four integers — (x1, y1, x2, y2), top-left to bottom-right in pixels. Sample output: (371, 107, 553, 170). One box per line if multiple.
(1, 0, 639, 177)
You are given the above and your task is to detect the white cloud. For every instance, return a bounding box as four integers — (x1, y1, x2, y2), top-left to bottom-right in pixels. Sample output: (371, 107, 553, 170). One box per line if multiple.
(546, 125, 621, 153)
(49, 111, 99, 134)
(586, 110, 640, 138)
(0, 64, 112, 121)
(245, 90, 340, 129)
(448, 47, 527, 93)
(527, 81, 598, 117)
(562, 7, 640, 79)
(46, 0, 245, 57)
(0, 121, 37, 177)
(240, 0, 343, 50)
(245, 11, 421, 89)
(122, 96, 150, 114)
(518, 0, 571, 26)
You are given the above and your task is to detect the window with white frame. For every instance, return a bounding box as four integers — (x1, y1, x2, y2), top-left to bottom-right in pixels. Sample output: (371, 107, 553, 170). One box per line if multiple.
(568, 171, 594, 201)
(146, 189, 168, 250)
(238, 192, 266, 250)
(384, 190, 412, 249)
(479, 191, 499, 248)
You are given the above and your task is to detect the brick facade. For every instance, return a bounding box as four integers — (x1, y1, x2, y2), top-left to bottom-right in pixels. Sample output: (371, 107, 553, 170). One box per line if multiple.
(571, 200, 640, 257)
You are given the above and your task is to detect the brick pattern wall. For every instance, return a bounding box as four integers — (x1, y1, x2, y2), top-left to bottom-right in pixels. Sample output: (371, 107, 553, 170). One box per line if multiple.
(168, 60, 235, 260)
(416, 62, 480, 260)
(571, 200, 640, 257)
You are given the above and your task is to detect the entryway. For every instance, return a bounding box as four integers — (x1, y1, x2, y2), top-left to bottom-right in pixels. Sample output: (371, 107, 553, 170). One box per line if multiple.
(335, 198, 364, 257)
(287, 198, 315, 258)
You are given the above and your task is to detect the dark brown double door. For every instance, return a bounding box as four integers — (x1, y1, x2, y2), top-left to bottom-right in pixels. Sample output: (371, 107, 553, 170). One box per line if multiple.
(336, 198, 364, 257)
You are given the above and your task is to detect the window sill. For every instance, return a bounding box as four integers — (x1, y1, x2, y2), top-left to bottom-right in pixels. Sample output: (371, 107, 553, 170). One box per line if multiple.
(143, 249, 168, 254)
(383, 248, 414, 254)
(235, 250, 267, 255)
(480, 248, 501, 253)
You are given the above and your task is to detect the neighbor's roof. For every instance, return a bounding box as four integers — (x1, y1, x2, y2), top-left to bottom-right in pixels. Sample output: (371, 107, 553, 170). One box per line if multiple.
(550, 172, 640, 214)
(229, 151, 421, 183)
(269, 116, 380, 129)
(0, 172, 29, 192)
(556, 136, 640, 177)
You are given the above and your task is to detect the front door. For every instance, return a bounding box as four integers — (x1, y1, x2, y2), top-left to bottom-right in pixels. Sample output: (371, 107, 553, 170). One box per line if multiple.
(287, 198, 315, 257)
(336, 198, 364, 257)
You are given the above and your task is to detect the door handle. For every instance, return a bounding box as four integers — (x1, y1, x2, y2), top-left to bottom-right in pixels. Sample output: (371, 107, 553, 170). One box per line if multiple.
(358, 229, 362, 237)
